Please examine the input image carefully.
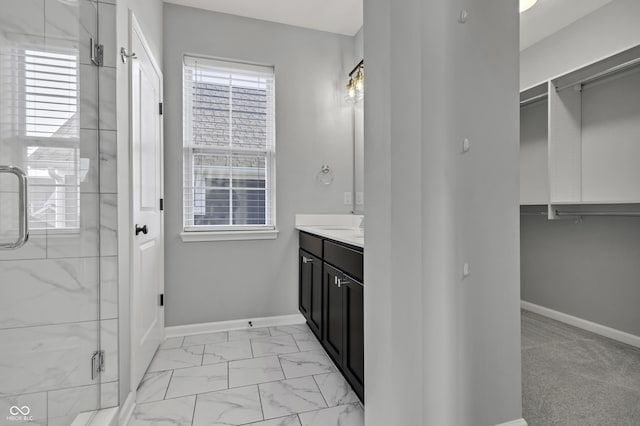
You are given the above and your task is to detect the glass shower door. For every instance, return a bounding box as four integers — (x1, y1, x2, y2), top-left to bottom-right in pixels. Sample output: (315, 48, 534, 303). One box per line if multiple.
(0, 1, 113, 424)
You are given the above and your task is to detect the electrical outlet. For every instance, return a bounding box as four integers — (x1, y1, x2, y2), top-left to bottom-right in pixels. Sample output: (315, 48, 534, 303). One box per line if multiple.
(356, 192, 364, 205)
(344, 192, 353, 205)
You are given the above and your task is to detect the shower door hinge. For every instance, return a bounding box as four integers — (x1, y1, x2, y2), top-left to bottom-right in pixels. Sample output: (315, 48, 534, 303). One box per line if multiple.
(91, 350, 105, 381)
(90, 38, 104, 67)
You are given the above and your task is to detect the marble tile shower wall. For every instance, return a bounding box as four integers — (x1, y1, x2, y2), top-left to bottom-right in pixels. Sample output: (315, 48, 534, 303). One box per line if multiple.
(0, 1, 118, 425)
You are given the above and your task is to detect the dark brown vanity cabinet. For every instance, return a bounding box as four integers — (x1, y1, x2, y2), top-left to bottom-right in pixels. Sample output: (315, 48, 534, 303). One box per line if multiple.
(298, 231, 364, 401)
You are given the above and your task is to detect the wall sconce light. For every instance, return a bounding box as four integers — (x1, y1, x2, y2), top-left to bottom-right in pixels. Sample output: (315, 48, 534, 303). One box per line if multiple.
(346, 59, 364, 102)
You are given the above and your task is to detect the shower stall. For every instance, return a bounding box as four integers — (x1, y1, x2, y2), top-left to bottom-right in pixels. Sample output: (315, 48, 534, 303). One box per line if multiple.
(0, 1, 119, 424)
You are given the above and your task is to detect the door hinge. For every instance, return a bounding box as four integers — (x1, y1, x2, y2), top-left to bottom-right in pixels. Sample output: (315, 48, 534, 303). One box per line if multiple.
(160, 294, 164, 306)
(90, 38, 104, 67)
(159, 102, 163, 115)
(160, 198, 164, 211)
(91, 350, 105, 380)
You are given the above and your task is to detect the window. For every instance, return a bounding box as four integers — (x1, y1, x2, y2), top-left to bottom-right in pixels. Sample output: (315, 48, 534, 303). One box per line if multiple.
(182, 56, 277, 241)
(0, 49, 83, 231)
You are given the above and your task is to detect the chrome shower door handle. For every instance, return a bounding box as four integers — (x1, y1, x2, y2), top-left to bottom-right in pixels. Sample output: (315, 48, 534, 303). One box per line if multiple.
(0, 166, 29, 249)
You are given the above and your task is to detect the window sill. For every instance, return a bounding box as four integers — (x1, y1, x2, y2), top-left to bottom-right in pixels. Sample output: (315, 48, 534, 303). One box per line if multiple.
(180, 229, 279, 242)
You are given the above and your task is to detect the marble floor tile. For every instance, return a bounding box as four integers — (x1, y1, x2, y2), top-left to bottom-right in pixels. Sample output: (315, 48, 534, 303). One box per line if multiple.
(313, 373, 359, 407)
(279, 351, 336, 379)
(130, 396, 196, 426)
(229, 356, 285, 388)
(252, 335, 300, 357)
(292, 333, 322, 352)
(160, 337, 184, 350)
(203, 340, 253, 365)
(259, 377, 327, 419)
(147, 345, 204, 373)
(193, 385, 263, 426)
(183, 331, 228, 347)
(298, 403, 364, 426)
(136, 371, 172, 404)
(229, 328, 271, 341)
(269, 324, 311, 337)
(166, 363, 229, 399)
(248, 415, 302, 426)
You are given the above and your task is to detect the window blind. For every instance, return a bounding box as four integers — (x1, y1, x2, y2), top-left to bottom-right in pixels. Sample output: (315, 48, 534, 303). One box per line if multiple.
(183, 56, 276, 231)
(0, 49, 82, 231)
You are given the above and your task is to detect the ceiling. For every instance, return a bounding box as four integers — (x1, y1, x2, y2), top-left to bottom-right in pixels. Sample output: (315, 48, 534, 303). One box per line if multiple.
(163, 0, 363, 36)
(165, 0, 613, 48)
(520, 0, 615, 50)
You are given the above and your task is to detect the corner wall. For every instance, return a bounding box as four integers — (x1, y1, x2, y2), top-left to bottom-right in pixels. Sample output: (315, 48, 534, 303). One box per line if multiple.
(162, 4, 355, 326)
(364, 0, 522, 424)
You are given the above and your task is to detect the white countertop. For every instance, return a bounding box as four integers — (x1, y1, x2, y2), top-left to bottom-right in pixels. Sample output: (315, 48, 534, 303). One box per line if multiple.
(295, 214, 364, 248)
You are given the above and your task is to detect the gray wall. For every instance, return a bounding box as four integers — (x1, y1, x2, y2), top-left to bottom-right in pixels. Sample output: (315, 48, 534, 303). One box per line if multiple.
(521, 216, 640, 336)
(364, 0, 522, 424)
(116, 0, 164, 405)
(519, 0, 640, 337)
(163, 4, 355, 326)
(520, 0, 640, 89)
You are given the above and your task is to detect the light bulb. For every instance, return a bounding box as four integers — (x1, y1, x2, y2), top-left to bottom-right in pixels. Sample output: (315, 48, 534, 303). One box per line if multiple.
(354, 68, 364, 92)
(346, 78, 356, 98)
(520, 0, 538, 13)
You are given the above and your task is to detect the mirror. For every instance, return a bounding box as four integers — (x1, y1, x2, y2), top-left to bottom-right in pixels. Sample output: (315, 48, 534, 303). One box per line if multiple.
(353, 99, 364, 214)
(352, 29, 364, 214)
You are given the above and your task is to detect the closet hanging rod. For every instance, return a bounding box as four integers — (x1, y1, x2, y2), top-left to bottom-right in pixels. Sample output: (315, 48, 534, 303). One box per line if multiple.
(520, 211, 547, 216)
(555, 211, 640, 217)
(555, 57, 640, 92)
(520, 93, 548, 106)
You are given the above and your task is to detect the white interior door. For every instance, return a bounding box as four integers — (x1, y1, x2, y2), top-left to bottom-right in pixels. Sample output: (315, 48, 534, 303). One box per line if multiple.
(130, 14, 164, 388)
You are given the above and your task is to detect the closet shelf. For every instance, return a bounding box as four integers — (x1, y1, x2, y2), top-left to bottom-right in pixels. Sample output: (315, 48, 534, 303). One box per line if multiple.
(553, 44, 640, 91)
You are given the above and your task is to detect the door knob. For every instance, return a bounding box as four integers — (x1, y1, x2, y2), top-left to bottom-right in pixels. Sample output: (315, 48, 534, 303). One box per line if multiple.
(135, 224, 148, 236)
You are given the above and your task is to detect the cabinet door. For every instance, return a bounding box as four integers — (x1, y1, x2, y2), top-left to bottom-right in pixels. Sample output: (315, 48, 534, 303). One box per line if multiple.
(322, 263, 344, 362)
(299, 249, 313, 322)
(299, 249, 322, 337)
(343, 275, 364, 401)
(309, 254, 323, 338)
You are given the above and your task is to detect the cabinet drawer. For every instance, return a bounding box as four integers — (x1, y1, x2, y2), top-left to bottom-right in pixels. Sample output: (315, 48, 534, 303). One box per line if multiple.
(300, 232, 323, 258)
(324, 240, 363, 282)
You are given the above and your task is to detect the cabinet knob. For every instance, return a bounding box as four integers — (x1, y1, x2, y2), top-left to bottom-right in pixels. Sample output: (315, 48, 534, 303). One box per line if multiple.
(303, 256, 314, 264)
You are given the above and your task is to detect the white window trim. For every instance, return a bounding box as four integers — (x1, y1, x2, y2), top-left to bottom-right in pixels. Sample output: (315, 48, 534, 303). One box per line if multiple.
(182, 55, 277, 241)
(180, 229, 279, 242)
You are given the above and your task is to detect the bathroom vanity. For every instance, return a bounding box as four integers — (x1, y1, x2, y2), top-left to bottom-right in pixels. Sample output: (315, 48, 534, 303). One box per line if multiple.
(296, 215, 364, 401)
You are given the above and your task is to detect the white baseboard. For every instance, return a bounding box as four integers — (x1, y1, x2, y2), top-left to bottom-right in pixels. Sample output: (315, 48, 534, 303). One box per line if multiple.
(495, 419, 528, 426)
(521, 301, 640, 348)
(165, 313, 306, 338)
(118, 391, 135, 426)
